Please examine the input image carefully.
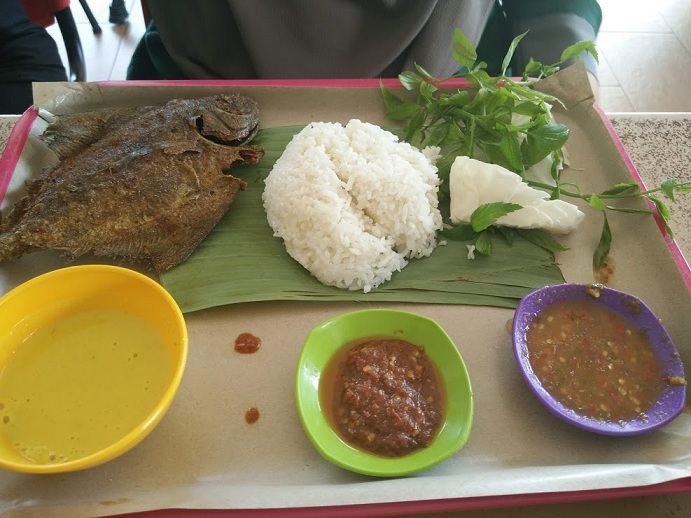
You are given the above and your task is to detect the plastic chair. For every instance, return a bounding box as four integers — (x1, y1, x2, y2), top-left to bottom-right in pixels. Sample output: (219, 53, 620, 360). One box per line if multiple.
(21, 0, 86, 82)
(76, 1, 129, 34)
(21, 0, 129, 82)
(57, 5, 86, 81)
(77, 0, 101, 34)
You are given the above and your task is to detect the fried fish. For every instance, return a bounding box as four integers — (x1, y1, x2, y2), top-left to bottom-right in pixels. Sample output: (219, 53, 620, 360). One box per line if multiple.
(0, 94, 264, 272)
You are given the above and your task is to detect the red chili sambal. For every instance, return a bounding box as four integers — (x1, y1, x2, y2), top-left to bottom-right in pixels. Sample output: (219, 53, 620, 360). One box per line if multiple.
(526, 299, 664, 422)
(320, 337, 445, 457)
(234, 332, 261, 354)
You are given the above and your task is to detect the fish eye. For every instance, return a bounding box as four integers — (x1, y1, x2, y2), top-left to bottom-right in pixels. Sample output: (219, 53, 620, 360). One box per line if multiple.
(195, 115, 247, 147)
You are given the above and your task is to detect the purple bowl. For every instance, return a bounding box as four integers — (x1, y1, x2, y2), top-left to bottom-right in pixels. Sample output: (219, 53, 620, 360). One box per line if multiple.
(512, 283, 687, 436)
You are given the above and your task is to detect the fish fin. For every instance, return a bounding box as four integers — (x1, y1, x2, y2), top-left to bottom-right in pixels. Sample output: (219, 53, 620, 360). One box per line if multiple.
(41, 106, 150, 160)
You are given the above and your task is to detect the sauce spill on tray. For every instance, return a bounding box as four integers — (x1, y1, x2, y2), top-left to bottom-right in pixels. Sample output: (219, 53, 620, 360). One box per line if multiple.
(244, 407, 260, 424)
(234, 332, 261, 354)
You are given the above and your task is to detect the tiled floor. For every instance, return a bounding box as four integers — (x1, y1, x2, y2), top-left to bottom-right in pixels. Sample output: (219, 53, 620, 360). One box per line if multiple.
(597, 0, 691, 112)
(45, 0, 691, 113)
(45, 0, 146, 84)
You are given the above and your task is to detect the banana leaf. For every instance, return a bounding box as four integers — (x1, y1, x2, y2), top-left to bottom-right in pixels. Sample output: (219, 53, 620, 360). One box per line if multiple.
(161, 126, 564, 313)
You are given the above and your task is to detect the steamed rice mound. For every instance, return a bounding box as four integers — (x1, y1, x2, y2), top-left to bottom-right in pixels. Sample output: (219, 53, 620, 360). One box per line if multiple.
(262, 119, 442, 293)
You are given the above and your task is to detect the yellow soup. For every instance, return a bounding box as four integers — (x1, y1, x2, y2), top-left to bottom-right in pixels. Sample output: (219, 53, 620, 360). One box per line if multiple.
(0, 309, 172, 465)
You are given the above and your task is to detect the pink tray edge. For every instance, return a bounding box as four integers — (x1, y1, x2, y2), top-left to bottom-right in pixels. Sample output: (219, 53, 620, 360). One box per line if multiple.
(115, 477, 691, 517)
(96, 78, 472, 89)
(0, 107, 37, 203)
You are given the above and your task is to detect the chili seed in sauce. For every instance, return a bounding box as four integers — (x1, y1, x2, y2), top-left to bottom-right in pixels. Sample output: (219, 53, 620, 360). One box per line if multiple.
(320, 337, 445, 457)
(526, 299, 664, 422)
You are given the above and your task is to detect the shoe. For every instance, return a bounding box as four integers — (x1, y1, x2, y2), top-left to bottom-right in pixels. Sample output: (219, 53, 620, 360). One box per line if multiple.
(109, 0, 129, 24)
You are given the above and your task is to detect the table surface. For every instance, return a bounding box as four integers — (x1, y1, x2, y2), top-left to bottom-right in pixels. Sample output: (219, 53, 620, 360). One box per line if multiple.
(0, 112, 690, 517)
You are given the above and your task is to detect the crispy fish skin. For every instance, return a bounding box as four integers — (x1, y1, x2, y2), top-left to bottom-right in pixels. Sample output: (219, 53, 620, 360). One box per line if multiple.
(0, 94, 264, 272)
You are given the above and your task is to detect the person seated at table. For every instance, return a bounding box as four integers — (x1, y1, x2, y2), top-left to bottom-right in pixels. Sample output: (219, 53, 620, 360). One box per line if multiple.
(126, 0, 601, 90)
(0, 0, 67, 115)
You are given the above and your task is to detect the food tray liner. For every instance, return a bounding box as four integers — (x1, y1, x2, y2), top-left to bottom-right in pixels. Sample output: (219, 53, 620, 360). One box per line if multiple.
(0, 66, 690, 516)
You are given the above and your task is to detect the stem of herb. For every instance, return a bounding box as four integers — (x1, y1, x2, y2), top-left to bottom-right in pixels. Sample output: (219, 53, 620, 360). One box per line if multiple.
(527, 180, 691, 201)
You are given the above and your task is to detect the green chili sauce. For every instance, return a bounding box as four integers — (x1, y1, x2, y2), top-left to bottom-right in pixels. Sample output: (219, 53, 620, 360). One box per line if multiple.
(526, 299, 664, 422)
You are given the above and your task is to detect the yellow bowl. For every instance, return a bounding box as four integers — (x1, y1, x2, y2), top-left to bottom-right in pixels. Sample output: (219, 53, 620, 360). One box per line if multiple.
(0, 265, 188, 473)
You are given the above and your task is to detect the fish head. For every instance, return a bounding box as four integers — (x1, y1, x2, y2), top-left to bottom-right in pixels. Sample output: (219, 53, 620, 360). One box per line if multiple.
(192, 94, 260, 146)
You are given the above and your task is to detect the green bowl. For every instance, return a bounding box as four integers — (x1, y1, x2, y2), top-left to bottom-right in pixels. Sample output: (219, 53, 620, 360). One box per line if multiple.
(295, 309, 473, 477)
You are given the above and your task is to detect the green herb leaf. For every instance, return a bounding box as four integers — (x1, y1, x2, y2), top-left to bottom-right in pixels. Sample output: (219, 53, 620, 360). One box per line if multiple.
(470, 202, 522, 232)
(379, 83, 419, 120)
(588, 194, 608, 211)
(426, 122, 450, 147)
(435, 144, 466, 184)
(443, 90, 472, 107)
(521, 122, 569, 167)
(452, 28, 477, 70)
(601, 182, 640, 196)
(440, 224, 479, 242)
(405, 109, 426, 145)
(593, 213, 612, 270)
(499, 131, 524, 172)
(512, 101, 544, 118)
(522, 58, 543, 78)
(398, 71, 423, 91)
(661, 178, 677, 201)
(385, 100, 420, 121)
(482, 142, 518, 172)
(647, 195, 674, 236)
(496, 226, 516, 245)
(501, 31, 528, 75)
(560, 41, 599, 65)
(413, 64, 435, 81)
(419, 80, 438, 100)
(474, 231, 492, 255)
(514, 228, 569, 253)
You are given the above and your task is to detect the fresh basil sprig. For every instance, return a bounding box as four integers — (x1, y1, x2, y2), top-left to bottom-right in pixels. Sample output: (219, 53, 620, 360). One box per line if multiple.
(380, 29, 577, 182)
(381, 29, 691, 270)
(530, 177, 691, 263)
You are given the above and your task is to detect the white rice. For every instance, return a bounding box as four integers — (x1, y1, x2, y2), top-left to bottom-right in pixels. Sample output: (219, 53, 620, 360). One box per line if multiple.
(262, 119, 442, 293)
